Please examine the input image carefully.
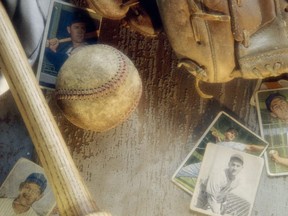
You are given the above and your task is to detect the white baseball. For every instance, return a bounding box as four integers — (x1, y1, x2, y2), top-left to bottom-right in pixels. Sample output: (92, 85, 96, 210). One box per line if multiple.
(55, 44, 142, 132)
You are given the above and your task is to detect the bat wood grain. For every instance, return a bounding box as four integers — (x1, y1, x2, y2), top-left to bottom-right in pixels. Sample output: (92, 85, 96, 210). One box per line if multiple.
(0, 2, 110, 216)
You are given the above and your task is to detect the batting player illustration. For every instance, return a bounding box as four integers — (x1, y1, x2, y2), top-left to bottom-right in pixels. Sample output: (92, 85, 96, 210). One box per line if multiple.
(45, 12, 91, 73)
(176, 128, 264, 179)
(196, 154, 248, 215)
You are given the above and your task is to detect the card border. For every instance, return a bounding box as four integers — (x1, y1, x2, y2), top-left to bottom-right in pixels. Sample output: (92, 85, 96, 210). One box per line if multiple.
(36, 0, 102, 89)
(255, 87, 288, 176)
(0, 158, 56, 215)
(172, 111, 268, 195)
(190, 143, 264, 216)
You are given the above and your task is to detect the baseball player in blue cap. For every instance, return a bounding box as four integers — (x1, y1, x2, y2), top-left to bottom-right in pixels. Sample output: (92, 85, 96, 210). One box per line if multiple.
(0, 172, 47, 215)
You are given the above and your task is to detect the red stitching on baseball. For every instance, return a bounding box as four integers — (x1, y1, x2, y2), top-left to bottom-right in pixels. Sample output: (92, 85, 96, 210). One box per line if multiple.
(55, 45, 129, 100)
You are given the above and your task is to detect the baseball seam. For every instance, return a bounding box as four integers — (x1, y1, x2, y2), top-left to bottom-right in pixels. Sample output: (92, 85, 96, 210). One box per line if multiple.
(55, 45, 128, 100)
(100, 80, 142, 132)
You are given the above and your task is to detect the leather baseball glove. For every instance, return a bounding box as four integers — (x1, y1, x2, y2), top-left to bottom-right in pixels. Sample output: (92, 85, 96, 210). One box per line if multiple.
(78, 0, 161, 37)
(71, 0, 137, 20)
(156, 0, 288, 98)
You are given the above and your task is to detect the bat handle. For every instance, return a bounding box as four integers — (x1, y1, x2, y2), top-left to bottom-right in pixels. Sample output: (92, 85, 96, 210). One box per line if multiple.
(0, 2, 111, 216)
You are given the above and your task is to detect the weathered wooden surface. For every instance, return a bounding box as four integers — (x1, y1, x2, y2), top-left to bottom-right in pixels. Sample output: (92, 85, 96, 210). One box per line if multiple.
(0, 2, 110, 214)
(1, 18, 288, 216)
(0, 91, 35, 184)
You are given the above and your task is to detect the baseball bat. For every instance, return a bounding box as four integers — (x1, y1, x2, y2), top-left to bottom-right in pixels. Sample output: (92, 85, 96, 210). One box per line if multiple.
(0, 2, 111, 216)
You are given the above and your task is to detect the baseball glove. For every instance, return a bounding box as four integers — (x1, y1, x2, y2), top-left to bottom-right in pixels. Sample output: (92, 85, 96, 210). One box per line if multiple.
(156, 0, 287, 98)
(82, 0, 138, 20)
(75, 0, 161, 37)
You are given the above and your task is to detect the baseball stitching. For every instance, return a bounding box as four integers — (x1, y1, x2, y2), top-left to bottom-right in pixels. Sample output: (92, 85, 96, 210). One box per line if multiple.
(55, 45, 129, 100)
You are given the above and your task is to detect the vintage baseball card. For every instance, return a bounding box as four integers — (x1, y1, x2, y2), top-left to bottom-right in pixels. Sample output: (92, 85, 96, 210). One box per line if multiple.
(256, 87, 288, 176)
(190, 143, 264, 216)
(0, 158, 56, 215)
(250, 78, 288, 106)
(36, 0, 102, 89)
(172, 111, 268, 195)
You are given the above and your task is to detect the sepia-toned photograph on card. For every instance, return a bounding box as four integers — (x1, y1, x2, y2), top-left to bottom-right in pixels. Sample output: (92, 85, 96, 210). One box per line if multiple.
(190, 143, 264, 216)
(36, 0, 102, 89)
(256, 87, 288, 176)
(172, 111, 268, 195)
(0, 158, 56, 216)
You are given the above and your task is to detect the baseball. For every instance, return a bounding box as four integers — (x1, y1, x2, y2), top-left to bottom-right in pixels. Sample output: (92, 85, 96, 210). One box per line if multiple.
(55, 44, 142, 132)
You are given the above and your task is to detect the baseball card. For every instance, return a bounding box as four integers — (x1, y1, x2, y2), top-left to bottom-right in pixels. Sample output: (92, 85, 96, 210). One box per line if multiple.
(172, 111, 268, 195)
(250, 78, 288, 106)
(0, 158, 56, 216)
(256, 87, 288, 176)
(36, 0, 102, 89)
(190, 143, 264, 216)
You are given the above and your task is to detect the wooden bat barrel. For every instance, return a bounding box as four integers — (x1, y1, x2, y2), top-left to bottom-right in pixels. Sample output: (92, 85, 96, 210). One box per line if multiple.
(0, 2, 111, 216)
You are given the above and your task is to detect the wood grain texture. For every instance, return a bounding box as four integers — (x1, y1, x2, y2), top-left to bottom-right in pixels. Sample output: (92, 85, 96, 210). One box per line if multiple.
(0, 91, 36, 185)
(42, 18, 288, 216)
(1, 6, 287, 216)
(0, 2, 110, 215)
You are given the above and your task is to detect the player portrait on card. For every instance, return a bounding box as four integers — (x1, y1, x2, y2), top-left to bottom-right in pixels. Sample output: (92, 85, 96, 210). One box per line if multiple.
(37, 0, 102, 89)
(256, 87, 288, 176)
(172, 111, 268, 195)
(250, 77, 288, 106)
(190, 143, 264, 216)
(0, 158, 56, 216)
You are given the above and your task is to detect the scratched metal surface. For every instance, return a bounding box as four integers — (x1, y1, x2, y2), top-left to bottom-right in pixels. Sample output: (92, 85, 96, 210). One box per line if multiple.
(1, 18, 288, 216)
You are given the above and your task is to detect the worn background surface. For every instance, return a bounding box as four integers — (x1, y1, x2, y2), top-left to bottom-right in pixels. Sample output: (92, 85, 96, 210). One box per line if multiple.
(1, 15, 288, 216)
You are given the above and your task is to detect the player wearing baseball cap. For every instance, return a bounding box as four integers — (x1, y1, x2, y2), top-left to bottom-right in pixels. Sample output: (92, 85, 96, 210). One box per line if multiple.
(0, 172, 47, 215)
